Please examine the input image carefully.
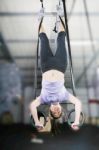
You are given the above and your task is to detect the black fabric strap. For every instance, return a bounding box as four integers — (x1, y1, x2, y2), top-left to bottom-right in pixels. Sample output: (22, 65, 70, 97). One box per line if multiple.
(59, 16, 66, 31)
(62, 0, 76, 96)
(34, 0, 44, 98)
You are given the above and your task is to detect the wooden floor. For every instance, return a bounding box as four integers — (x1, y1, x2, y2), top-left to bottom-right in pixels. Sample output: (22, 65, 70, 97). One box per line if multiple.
(0, 124, 99, 150)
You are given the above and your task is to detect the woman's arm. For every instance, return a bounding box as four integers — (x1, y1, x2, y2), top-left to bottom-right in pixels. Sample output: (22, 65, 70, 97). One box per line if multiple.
(29, 96, 43, 126)
(68, 93, 82, 126)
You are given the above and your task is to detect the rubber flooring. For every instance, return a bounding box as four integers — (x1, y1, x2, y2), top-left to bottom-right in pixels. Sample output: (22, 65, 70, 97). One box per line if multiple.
(0, 124, 99, 150)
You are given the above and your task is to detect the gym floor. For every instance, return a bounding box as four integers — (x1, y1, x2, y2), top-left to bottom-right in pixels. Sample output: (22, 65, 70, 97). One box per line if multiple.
(0, 124, 99, 150)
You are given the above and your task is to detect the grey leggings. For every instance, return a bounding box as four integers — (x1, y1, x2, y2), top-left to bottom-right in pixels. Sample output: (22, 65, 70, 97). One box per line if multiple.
(39, 31, 67, 73)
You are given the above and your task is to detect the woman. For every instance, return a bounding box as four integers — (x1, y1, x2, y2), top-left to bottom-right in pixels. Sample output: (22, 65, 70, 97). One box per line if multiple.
(29, 18, 82, 131)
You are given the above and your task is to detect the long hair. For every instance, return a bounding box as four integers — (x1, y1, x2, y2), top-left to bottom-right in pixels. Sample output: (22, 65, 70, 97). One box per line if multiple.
(50, 107, 67, 135)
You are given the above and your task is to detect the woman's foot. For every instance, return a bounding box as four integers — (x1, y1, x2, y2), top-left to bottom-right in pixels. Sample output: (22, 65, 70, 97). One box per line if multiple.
(56, 1, 64, 17)
(38, 7, 45, 21)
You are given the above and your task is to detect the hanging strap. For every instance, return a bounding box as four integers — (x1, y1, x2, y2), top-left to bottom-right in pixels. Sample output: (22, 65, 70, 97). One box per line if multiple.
(61, 0, 76, 96)
(59, 16, 66, 30)
(34, 1, 44, 99)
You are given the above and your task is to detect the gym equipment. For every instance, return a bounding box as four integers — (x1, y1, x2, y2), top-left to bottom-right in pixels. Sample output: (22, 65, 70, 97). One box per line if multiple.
(61, 0, 76, 96)
(30, 0, 85, 132)
(30, 107, 85, 132)
(67, 109, 85, 127)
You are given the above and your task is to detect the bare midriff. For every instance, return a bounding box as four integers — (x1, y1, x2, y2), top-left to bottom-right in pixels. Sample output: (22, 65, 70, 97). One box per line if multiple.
(42, 69, 64, 82)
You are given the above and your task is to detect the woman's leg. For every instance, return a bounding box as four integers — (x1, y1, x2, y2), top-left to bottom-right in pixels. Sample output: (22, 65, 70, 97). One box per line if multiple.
(55, 19, 67, 72)
(39, 25, 53, 71)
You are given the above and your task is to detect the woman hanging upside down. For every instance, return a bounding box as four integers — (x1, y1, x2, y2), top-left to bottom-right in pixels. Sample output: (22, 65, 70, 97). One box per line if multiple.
(29, 18, 82, 131)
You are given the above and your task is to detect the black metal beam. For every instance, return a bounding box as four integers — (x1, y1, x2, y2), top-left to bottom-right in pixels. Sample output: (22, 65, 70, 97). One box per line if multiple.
(1, 39, 99, 44)
(0, 12, 99, 17)
(0, 39, 55, 43)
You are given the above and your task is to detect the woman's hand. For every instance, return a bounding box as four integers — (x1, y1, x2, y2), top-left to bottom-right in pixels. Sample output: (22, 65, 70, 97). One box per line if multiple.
(35, 122, 44, 131)
(71, 122, 80, 131)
